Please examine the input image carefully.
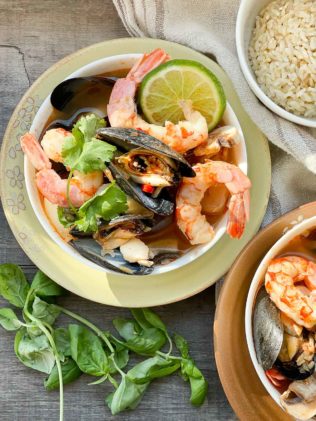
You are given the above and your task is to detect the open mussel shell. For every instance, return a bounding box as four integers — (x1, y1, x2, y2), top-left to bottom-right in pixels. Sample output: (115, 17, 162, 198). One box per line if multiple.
(253, 287, 284, 371)
(70, 238, 153, 275)
(96, 127, 195, 177)
(50, 76, 117, 112)
(108, 162, 174, 216)
(275, 358, 315, 381)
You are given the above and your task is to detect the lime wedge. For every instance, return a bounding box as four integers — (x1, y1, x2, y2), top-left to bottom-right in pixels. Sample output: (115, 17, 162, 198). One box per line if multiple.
(139, 59, 226, 131)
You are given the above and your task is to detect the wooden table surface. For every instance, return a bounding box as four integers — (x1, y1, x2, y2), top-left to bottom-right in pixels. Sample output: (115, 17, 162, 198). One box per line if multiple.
(0, 1, 236, 420)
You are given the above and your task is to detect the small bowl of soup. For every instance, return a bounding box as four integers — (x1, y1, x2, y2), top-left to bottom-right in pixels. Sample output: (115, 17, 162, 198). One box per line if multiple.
(23, 53, 248, 276)
(245, 215, 316, 419)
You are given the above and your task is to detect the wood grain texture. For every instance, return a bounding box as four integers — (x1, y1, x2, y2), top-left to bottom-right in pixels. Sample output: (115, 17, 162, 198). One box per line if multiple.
(0, 1, 236, 419)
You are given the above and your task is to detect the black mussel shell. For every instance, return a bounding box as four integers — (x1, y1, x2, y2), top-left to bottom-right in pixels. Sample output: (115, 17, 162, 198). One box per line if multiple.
(70, 238, 153, 275)
(108, 162, 174, 216)
(70, 227, 93, 238)
(253, 287, 284, 371)
(50, 76, 117, 112)
(96, 127, 195, 177)
(275, 358, 315, 381)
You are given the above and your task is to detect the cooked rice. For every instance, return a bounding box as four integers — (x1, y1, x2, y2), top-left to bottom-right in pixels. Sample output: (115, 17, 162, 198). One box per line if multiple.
(248, 0, 316, 118)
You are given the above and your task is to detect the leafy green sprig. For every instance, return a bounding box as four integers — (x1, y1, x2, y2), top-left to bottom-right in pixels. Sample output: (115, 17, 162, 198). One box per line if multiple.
(60, 113, 116, 209)
(0, 264, 208, 419)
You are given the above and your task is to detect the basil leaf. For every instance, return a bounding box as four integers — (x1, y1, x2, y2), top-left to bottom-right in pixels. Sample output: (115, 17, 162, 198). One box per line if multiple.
(44, 358, 82, 391)
(14, 328, 55, 374)
(31, 271, 65, 297)
(0, 264, 29, 308)
(131, 309, 167, 333)
(54, 327, 71, 358)
(74, 183, 128, 232)
(32, 297, 60, 326)
(181, 359, 208, 406)
(106, 375, 149, 415)
(69, 324, 109, 376)
(113, 319, 166, 356)
(128, 355, 180, 384)
(108, 347, 129, 374)
(0, 308, 23, 331)
(112, 318, 141, 341)
(174, 333, 189, 359)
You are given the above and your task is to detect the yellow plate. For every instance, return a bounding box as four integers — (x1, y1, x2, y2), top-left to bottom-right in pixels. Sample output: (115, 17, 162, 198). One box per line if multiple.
(0, 38, 271, 307)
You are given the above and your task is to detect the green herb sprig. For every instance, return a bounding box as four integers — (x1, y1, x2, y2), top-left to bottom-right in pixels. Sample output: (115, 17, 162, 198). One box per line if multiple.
(61, 113, 116, 209)
(0, 264, 208, 420)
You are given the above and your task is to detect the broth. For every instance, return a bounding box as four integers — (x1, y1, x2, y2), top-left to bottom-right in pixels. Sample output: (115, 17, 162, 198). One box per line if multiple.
(277, 229, 316, 261)
(41, 69, 238, 252)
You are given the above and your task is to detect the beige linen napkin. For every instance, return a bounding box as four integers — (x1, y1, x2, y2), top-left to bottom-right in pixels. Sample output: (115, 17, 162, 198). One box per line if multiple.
(113, 0, 316, 223)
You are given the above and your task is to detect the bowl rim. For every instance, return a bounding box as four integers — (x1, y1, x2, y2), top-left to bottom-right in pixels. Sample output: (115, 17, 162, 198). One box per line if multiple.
(236, 0, 316, 128)
(24, 52, 248, 276)
(245, 215, 316, 408)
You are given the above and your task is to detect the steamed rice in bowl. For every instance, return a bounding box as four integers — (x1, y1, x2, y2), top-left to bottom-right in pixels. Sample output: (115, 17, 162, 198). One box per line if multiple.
(248, 0, 316, 119)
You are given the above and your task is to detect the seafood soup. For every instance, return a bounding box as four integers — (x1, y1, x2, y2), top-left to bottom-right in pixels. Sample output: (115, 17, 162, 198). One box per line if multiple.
(253, 226, 316, 420)
(21, 49, 251, 275)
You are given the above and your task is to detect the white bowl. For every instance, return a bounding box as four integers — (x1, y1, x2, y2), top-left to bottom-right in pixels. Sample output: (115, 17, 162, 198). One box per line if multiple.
(245, 215, 316, 410)
(236, 0, 316, 128)
(25, 53, 248, 276)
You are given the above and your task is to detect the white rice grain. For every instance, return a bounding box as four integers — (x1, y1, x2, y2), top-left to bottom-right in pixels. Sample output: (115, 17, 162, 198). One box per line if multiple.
(248, 0, 316, 118)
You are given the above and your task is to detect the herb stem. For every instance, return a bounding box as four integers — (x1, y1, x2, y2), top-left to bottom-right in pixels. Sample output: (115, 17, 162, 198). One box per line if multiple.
(166, 334, 173, 356)
(108, 374, 119, 389)
(24, 290, 64, 421)
(66, 170, 76, 211)
(56, 306, 115, 354)
(88, 374, 108, 386)
(156, 350, 182, 361)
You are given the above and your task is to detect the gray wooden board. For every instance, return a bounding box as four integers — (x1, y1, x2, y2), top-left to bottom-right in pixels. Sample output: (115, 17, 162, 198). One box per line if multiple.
(0, 1, 236, 419)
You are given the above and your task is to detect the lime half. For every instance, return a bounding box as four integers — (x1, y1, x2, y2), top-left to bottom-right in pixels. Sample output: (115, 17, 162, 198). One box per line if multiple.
(139, 59, 226, 131)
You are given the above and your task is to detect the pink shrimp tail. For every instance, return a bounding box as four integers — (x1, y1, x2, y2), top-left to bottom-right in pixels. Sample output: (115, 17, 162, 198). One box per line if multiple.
(127, 48, 170, 83)
(227, 190, 250, 239)
(20, 133, 52, 171)
(107, 49, 170, 126)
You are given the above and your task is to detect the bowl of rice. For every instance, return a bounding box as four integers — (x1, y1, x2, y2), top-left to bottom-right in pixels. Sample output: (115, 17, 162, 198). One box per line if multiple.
(236, 0, 316, 127)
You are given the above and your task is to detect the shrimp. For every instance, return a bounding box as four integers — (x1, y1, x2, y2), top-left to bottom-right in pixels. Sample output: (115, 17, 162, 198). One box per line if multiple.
(176, 160, 251, 244)
(20, 132, 103, 207)
(265, 256, 316, 329)
(107, 49, 208, 154)
(41, 127, 71, 163)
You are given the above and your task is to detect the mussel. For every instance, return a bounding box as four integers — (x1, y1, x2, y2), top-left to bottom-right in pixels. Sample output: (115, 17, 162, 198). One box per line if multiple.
(281, 373, 316, 420)
(70, 237, 153, 275)
(253, 287, 284, 371)
(97, 127, 195, 215)
(50, 76, 117, 112)
(108, 162, 174, 216)
(95, 214, 153, 251)
(254, 287, 316, 381)
(96, 127, 195, 177)
(275, 331, 315, 381)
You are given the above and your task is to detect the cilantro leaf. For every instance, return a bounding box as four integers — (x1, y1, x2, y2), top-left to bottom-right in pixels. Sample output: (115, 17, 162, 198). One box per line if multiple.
(74, 139, 116, 173)
(57, 207, 79, 228)
(75, 183, 128, 232)
(73, 114, 106, 143)
(61, 114, 115, 174)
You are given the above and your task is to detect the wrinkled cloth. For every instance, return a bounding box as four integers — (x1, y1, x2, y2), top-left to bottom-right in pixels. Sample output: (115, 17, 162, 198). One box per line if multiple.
(113, 0, 316, 223)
